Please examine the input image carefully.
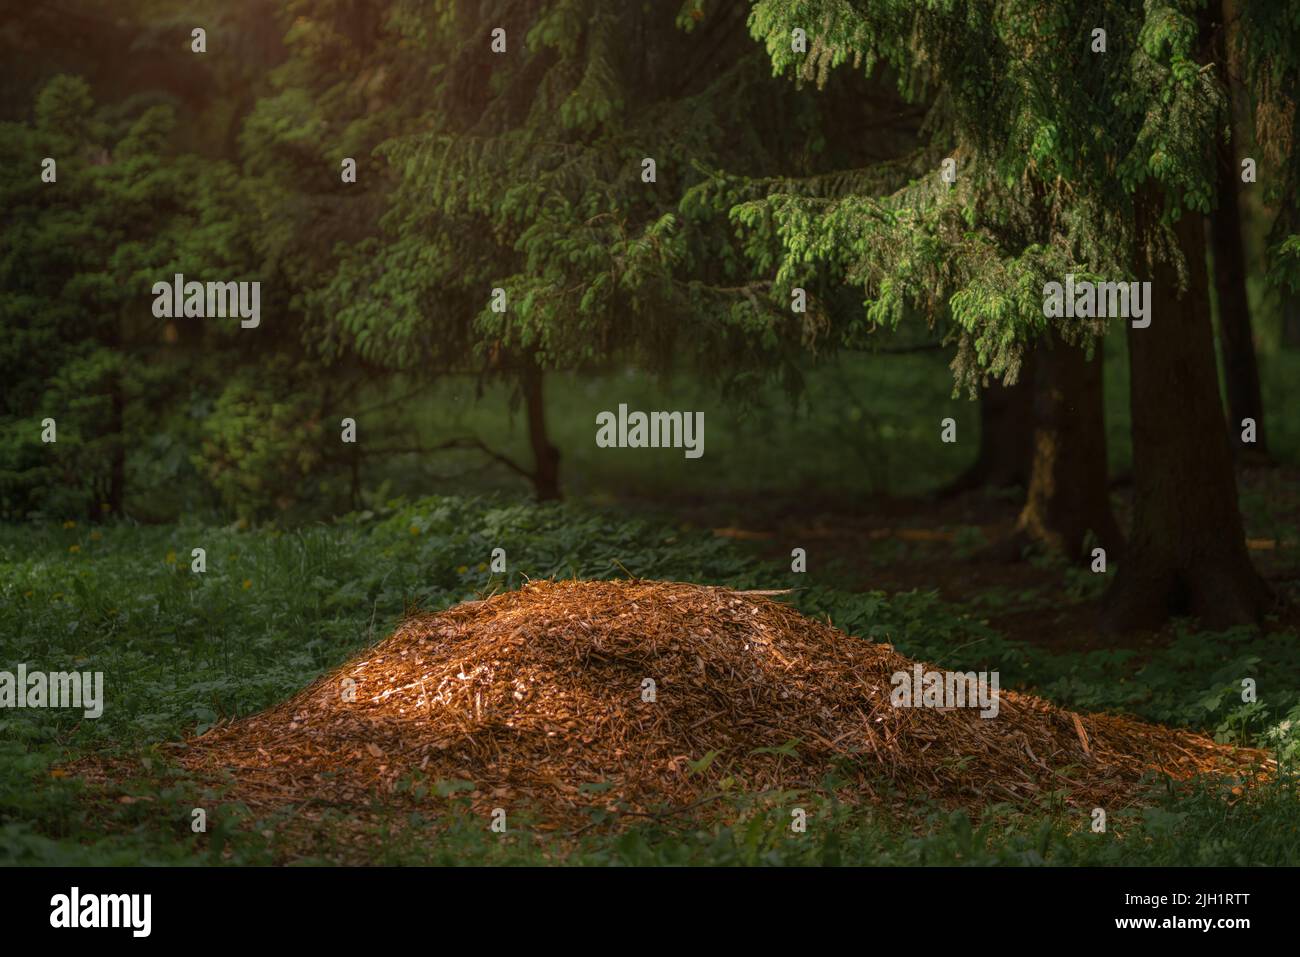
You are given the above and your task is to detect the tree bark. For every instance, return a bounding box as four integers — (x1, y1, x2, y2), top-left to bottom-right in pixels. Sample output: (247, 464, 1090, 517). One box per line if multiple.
(521, 359, 561, 501)
(1210, 0, 1268, 459)
(1104, 202, 1271, 630)
(943, 353, 1035, 495)
(1013, 337, 1122, 559)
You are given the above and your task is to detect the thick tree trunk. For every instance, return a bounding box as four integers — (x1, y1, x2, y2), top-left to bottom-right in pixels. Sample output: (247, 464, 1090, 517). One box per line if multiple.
(1013, 337, 1122, 559)
(521, 359, 561, 501)
(943, 353, 1035, 495)
(1210, 0, 1268, 459)
(1104, 204, 1271, 630)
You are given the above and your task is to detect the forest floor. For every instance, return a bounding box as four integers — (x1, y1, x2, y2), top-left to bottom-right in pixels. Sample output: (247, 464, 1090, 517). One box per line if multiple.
(4, 476, 1300, 865)
(663, 463, 1300, 654)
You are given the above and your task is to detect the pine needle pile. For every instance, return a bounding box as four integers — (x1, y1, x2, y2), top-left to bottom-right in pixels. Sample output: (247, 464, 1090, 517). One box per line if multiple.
(180, 580, 1270, 826)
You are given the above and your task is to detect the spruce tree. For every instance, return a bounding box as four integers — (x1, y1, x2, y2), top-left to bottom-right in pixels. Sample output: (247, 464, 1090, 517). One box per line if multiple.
(278, 0, 896, 498)
(738, 0, 1277, 626)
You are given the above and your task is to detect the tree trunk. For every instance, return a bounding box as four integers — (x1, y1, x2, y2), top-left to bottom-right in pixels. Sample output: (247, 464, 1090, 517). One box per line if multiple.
(1013, 336, 1122, 559)
(1210, 0, 1268, 459)
(942, 353, 1035, 495)
(1104, 203, 1271, 630)
(521, 359, 561, 501)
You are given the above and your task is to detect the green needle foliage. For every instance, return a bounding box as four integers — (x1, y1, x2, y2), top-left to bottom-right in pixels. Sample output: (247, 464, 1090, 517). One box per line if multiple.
(281, 0, 889, 398)
(721, 0, 1264, 393)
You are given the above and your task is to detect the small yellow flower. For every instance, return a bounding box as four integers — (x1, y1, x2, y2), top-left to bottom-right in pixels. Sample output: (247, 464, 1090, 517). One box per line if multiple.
(49, 769, 68, 779)
(242, 579, 252, 589)
(456, 565, 469, 574)
(62, 520, 76, 529)
(165, 550, 177, 564)
(23, 590, 33, 598)
(410, 525, 421, 536)
(68, 544, 80, 554)
(477, 562, 487, 572)
(89, 530, 102, 541)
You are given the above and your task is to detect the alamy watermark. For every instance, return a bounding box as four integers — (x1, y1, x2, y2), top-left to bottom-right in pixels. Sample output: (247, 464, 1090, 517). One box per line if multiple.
(595, 404, 703, 459)
(1042, 273, 1150, 328)
(152, 273, 260, 328)
(1, 664, 103, 719)
(890, 664, 1000, 718)
(50, 887, 150, 937)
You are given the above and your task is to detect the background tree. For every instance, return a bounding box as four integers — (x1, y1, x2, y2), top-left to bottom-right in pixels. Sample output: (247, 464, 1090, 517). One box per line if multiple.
(1209, 0, 1267, 460)
(280, 0, 908, 500)
(0, 75, 261, 520)
(941, 361, 1035, 497)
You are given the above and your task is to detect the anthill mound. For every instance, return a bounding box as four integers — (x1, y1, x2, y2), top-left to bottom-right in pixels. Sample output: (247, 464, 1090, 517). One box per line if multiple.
(181, 579, 1269, 825)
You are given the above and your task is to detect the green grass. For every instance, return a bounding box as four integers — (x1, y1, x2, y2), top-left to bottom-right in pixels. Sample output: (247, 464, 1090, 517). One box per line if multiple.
(3, 495, 1299, 865)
